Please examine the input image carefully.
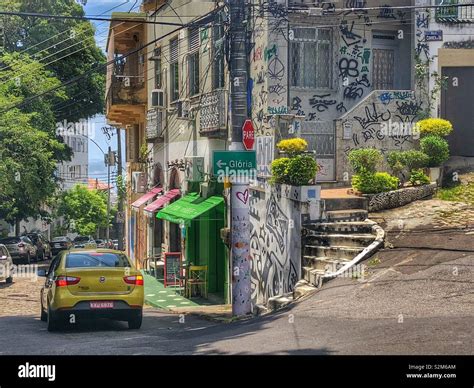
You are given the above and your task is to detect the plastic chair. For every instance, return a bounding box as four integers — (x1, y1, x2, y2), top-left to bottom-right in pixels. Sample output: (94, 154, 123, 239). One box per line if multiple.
(185, 266, 208, 299)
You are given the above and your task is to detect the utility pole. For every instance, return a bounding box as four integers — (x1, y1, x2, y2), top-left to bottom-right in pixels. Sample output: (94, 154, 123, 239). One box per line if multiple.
(116, 127, 124, 251)
(229, 0, 252, 316)
(106, 146, 112, 242)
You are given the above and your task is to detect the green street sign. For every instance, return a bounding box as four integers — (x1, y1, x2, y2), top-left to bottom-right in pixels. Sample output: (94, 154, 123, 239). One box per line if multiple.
(213, 151, 257, 182)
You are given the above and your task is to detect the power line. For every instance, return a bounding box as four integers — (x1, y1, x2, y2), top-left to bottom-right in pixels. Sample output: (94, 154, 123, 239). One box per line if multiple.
(0, 1, 139, 73)
(0, 10, 185, 26)
(0, 7, 224, 114)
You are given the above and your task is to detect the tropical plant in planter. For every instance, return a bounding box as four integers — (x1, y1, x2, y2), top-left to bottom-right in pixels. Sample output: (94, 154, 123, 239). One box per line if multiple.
(420, 135, 450, 183)
(387, 150, 430, 185)
(349, 148, 399, 194)
(270, 138, 319, 186)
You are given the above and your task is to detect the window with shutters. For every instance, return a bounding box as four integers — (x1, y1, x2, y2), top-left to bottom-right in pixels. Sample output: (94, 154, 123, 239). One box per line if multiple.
(290, 27, 333, 89)
(188, 28, 200, 97)
(169, 37, 179, 102)
(212, 16, 225, 89)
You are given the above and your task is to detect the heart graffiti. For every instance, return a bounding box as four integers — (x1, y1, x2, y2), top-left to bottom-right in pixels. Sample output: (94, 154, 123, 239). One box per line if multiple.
(236, 189, 249, 205)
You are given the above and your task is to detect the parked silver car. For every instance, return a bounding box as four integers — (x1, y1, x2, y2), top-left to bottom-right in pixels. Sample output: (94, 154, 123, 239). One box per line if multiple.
(0, 236, 37, 264)
(0, 244, 14, 284)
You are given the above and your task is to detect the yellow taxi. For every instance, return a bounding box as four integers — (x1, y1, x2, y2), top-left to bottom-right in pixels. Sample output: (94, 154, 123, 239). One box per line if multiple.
(39, 249, 144, 331)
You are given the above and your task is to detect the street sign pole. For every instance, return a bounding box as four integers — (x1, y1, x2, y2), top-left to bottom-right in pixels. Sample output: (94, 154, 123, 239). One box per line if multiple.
(228, 0, 251, 317)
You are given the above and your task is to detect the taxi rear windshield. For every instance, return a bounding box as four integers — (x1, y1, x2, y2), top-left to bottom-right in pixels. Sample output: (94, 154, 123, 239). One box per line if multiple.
(66, 253, 131, 268)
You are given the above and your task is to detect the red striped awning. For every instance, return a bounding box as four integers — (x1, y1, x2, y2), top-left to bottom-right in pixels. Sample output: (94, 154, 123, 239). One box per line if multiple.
(144, 189, 181, 214)
(131, 187, 163, 209)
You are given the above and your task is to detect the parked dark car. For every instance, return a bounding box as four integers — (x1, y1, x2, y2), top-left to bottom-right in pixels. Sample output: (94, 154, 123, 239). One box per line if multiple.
(25, 233, 52, 261)
(95, 239, 106, 248)
(50, 236, 73, 256)
(73, 236, 97, 249)
(0, 236, 37, 264)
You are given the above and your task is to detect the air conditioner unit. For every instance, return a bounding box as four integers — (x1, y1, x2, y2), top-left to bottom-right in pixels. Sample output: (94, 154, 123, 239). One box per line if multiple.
(132, 172, 147, 193)
(151, 89, 165, 109)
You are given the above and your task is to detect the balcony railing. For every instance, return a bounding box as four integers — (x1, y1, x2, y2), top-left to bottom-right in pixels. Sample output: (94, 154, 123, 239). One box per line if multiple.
(435, 0, 474, 23)
(199, 89, 228, 137)
(146, 108, 165, 142)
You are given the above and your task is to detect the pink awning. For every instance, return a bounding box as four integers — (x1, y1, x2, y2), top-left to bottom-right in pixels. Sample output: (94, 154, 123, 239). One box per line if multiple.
(144, 189, 181, 214)
(131, 187, 163, 209)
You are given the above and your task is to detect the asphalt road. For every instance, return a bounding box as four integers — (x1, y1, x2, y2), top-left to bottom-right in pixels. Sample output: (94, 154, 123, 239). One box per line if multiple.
(0, 233, 472, 355)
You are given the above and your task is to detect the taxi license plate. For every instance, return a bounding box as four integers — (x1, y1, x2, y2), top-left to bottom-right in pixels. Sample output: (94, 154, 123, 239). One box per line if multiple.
(90, 302, 114, 309)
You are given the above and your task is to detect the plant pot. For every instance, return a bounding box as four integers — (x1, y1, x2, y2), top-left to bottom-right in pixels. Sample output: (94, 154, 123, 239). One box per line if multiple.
(426, 167, 442, 185)
(280, 184, 321, 202)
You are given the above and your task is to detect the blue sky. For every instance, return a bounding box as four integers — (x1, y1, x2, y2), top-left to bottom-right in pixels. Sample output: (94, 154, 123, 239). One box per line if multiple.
(83, 1, 135, 178)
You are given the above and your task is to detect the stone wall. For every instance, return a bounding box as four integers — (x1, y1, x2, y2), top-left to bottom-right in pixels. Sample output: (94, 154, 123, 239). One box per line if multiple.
(365, 183, 437, 212)
(249, 184, 320, 307)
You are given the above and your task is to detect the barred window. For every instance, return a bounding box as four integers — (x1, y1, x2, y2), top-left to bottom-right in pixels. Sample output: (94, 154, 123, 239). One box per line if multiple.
(170, 37, 179, 102)
(290, 27, 333, 89)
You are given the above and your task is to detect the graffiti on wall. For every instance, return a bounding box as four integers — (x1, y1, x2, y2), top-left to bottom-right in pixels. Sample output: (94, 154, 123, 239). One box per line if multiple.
(342, 91, 422, 164)
(249, 193, 299, 305)
(415, 10, 430, 59)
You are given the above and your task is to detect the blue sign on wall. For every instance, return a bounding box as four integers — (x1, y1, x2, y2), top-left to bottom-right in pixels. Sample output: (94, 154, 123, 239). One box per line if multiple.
(424, 30, 443, 42)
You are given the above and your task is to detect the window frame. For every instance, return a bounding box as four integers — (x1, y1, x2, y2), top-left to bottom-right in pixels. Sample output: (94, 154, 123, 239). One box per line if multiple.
(169, 37, 180, 102)
(153, 46, 162, 89)
(188, 28, 200, 97)
(290, 26, 334, 91)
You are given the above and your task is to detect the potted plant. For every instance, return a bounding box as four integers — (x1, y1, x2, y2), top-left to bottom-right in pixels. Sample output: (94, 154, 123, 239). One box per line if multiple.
(420, 135, 450, 183)
(417, 118, 453, 184)
(270, 138, 319, 201)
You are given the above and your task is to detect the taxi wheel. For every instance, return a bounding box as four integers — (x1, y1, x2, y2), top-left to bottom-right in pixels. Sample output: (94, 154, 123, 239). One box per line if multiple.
(127, 312, 143, 330)
(5, 276, 13, 284)
(40, 302, 47, 322)
(47, 306, 60, 332)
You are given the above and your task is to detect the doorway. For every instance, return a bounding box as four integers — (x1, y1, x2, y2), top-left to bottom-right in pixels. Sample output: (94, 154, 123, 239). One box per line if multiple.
(442, 67, 474, 157)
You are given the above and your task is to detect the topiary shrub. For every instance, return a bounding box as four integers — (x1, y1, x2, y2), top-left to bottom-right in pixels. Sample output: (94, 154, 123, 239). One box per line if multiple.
(285, 155, 319, 186)
(352, 171, 399, 194)
(417, 118, 453, 138)
(276, 138, 309, 157)
(402, 150, 430, 171)
(270, 138, 318, 185)
(409, 169, 431, 186)
(420, 135, 450, 167)
(270, 157, 290, 184)
(348, 148, 383, 174)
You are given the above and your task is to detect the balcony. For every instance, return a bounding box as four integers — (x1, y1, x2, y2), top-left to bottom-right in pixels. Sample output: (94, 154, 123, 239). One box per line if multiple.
(141, 0, 166, 12)
(106, 13, 147, 127)
(435, 0, 474, 23)
(199, 89, 228, 137)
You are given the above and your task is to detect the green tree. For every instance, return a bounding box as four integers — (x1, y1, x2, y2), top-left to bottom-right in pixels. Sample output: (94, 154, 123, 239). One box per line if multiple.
(0, 0, 106, 121)
(57, 184, 109, 236)
(0, 110, 68, 233)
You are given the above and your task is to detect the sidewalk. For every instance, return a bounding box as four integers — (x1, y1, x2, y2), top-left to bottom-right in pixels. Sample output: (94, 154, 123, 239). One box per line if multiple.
(143, 273, 232, 319)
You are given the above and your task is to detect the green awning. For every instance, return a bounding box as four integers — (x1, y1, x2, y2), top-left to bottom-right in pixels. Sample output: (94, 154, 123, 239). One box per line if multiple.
(157, 193, 224, 225)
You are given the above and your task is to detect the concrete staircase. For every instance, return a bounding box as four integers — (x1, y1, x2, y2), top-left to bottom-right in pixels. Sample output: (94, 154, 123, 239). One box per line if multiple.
(302, 200, 383, 288)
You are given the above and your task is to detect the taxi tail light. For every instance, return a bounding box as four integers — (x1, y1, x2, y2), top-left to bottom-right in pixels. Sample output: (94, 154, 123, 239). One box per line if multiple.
(55, 276, 81, 287)
(123, 275, 144, 286)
